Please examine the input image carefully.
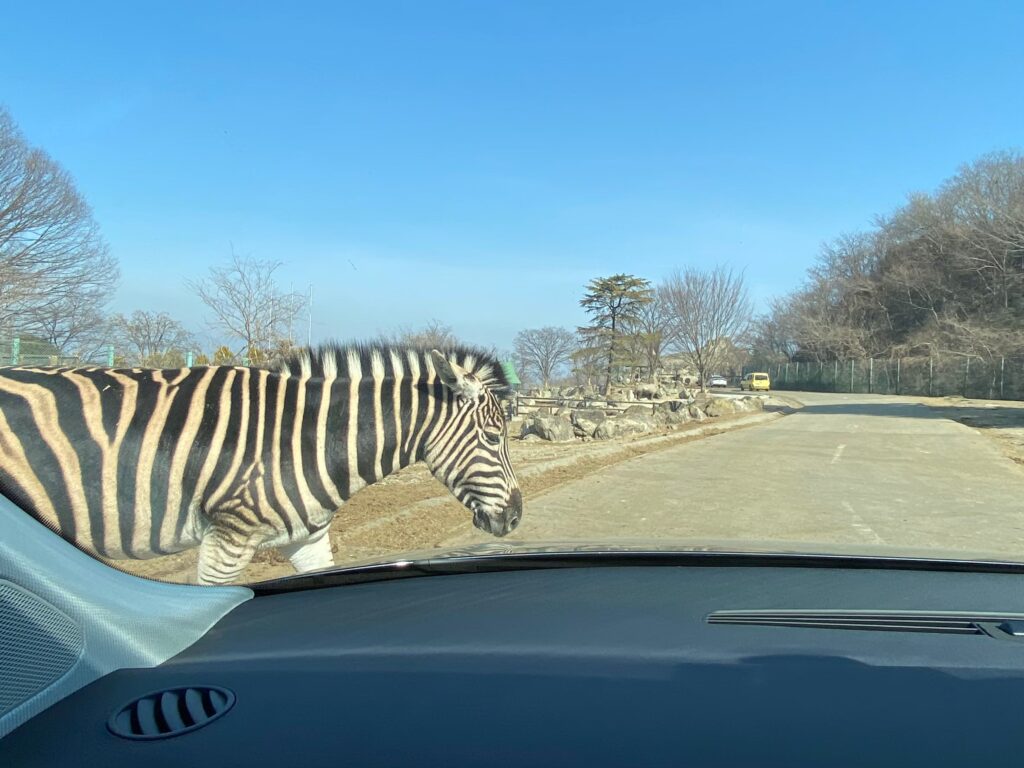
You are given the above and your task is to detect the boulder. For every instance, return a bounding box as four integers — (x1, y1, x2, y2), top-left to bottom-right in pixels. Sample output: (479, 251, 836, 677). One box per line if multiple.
(571, 408, 608, 438)
(623, 405, 655, 419)
(688, 404, 707, 421)
(521, 414, 575, 441)
(704, 397, 738, 418)
(656, 399, 692, 425)
(594, 417, 649, 440)
(740, 396, 764, 411)
(623, 409, 656, 431)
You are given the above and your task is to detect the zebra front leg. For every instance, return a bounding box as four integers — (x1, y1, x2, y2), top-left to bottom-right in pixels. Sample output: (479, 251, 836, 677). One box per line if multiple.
(196, 521, 263, 585)
(278, 527, 335, 574)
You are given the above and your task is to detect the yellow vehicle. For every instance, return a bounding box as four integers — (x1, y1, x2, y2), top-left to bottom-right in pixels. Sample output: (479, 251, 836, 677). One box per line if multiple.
(740, 372, 771, 391)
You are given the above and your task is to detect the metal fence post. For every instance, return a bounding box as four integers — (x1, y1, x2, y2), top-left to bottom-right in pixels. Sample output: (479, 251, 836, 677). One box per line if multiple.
(834, 359, 839, 392)
(1001, 357, 1005, 400)
(896, 357, 901, 395)
(850, 359, 855, 393)
(10, 337, 19, 366)
(928, 357, 933, 397)
(869, 357, 873, 394)
(964, 356, 970, 397)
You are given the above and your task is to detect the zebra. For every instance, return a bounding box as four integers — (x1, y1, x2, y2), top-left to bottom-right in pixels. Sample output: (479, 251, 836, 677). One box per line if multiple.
(0, 344, 522, 584)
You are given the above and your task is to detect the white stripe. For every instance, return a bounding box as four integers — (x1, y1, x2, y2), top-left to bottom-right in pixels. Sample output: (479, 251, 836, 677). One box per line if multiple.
(831, 444, 846, 465)
(346, 350, 365, 496)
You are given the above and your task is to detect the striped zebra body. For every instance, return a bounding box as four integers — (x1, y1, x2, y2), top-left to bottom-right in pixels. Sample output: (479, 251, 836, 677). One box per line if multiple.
(0, 345, 521, 584)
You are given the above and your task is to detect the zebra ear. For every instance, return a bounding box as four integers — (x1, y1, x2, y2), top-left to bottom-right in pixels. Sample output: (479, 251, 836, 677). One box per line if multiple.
(430, 350, 484, 400)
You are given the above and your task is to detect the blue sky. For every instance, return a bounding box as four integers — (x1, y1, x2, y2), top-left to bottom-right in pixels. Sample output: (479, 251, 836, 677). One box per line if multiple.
(2, 1, 1022, 352)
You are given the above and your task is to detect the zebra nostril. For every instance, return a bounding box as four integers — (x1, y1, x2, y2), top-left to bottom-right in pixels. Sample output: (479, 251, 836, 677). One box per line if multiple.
(508, 514, 520, 531)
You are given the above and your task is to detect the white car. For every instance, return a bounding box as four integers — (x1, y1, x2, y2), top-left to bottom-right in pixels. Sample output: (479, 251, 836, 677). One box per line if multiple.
(707, 375, 728, 388)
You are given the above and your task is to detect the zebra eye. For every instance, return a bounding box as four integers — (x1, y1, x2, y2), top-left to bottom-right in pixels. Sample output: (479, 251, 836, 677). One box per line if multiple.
(482, 430, 502, 445)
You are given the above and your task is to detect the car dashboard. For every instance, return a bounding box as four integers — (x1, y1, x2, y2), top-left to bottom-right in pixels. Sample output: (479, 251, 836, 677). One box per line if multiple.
(4, 559, 1024, 766)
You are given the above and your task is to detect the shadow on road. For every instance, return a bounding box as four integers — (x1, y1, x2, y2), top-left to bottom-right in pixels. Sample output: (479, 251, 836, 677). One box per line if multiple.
(793, 400, 1024, 431)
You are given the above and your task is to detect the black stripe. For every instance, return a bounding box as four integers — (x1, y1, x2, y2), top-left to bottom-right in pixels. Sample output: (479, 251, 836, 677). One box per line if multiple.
(184, 368, 233, 540)
(279, 377, 311, 528)
(207, 370, 245, 511)
(419, 379, 448, 460)
(324, 380, 349, 500)
(42, 371, 108, 553)
(115, 374, 166, 556)
(356, 374, 377, 485)
(300, 379, 336, 510)
(398, 375, 413, 465)
(0, 385, 80, 544)
(257, 373, 294, 537)
(379, 355, 396, 477)
(148, 371, 202, 555)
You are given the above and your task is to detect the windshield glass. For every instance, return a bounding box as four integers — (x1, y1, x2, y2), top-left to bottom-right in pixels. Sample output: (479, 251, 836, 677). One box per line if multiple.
(2, 4, 1023, 585)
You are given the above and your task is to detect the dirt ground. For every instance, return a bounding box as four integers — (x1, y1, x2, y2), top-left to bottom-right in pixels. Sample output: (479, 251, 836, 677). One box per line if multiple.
(105, 402, 788, 584)
(924, 395, 1024, 467)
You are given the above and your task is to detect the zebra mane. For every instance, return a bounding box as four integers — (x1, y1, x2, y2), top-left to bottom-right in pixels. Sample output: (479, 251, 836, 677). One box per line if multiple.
(278, 342, 513, 392)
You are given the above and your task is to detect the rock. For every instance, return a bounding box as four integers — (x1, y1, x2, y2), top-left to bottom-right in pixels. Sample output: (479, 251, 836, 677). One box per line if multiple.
(656, 399, 692, 425)
(623, 405, 655, 419)
(594, 417, 649, 440)
(688, 404, 707, 421)
(521, 414, 575, 441)
(622, 408, 656, 431)
(740, 396, 764, 411)
(704, 397, 738, 418)
(520, 433, 543, 442)
(571, 408, 608, 438)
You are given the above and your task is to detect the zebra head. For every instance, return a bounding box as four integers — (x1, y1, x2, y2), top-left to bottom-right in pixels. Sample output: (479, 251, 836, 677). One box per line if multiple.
(425, 349, 523, 537)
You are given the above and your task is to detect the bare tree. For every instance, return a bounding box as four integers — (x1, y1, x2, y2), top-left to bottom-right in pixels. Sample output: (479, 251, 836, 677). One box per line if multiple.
(390, 319, 463, 349)
(109, 310, 196, 367)
(513, 326, 576, 388)
(0, 107, 117, 340)
(660, 266, 753, 392)
(188, 252, 305, 360)
(32, 290, 110, 359)
(622, 296, 670, 381)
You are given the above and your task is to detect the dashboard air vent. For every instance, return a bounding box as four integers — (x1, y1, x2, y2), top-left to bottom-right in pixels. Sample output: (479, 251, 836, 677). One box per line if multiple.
(108, 686, 235, 740)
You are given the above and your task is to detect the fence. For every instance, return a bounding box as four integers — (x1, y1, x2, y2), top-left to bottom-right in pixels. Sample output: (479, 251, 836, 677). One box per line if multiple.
(764, 356, 1024, 401)
(0, 337, 218, 368)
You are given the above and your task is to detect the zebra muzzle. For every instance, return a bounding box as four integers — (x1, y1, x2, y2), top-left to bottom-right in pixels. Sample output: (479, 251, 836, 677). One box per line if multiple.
(471, 498, 522, 537)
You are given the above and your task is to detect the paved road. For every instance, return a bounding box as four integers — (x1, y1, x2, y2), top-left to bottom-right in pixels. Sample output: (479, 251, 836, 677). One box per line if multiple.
(467, 392, 1024, 560)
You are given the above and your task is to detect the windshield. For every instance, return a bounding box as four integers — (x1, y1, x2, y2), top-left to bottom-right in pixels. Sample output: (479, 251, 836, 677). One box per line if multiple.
(2, 4, 1023, 586)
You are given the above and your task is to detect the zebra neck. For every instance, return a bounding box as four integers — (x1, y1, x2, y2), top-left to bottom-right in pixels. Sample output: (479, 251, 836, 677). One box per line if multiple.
(323, 372, 453, 500)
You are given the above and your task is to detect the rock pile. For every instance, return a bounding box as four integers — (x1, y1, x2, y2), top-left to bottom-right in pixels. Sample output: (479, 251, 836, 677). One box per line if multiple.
(519, 395, 764, 442)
